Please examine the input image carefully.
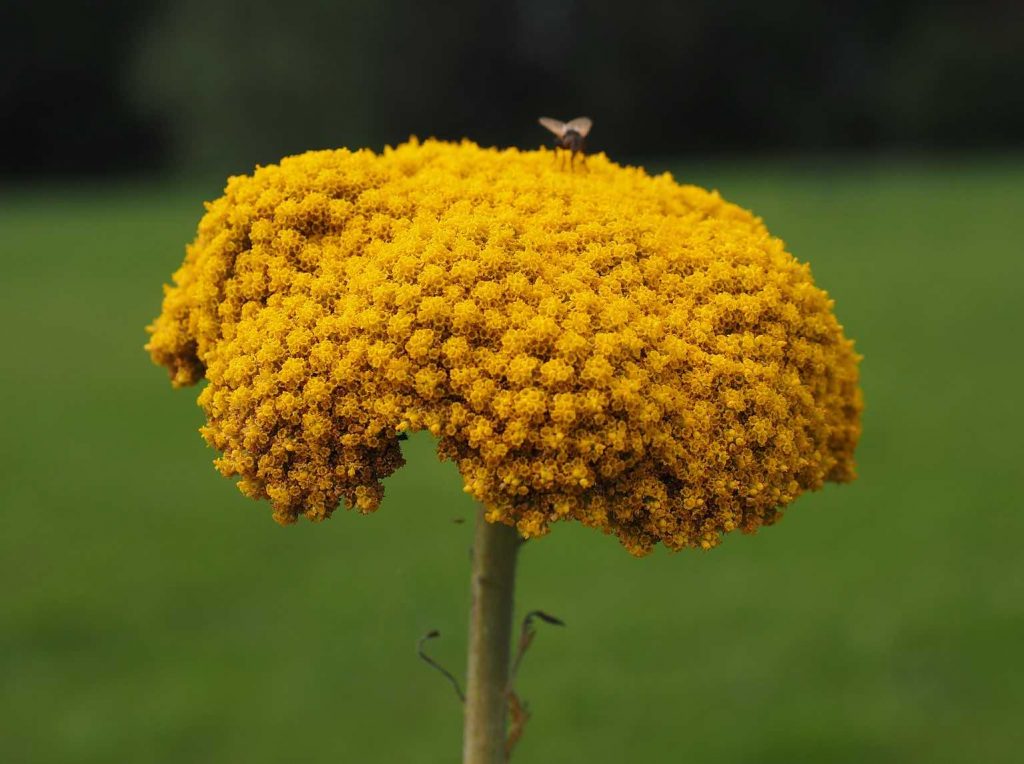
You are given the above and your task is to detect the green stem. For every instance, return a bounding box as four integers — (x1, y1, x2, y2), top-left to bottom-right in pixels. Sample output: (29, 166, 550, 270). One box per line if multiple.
(462, 509, 520, 764)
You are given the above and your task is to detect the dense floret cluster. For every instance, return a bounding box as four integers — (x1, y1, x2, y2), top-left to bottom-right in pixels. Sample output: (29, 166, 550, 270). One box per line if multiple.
(147, 139, 861, 555)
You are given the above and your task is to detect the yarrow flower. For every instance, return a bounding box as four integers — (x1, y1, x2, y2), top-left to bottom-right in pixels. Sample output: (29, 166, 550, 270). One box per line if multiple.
(146, 139, 862, 555)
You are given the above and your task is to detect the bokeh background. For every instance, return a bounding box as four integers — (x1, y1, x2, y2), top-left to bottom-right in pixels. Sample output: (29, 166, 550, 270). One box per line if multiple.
(2, 1, 1022, 762)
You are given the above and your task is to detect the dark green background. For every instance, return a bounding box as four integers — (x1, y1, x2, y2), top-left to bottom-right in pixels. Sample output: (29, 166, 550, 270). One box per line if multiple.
(4, 0, 1023, 176)
(2, 158, 1021, 761)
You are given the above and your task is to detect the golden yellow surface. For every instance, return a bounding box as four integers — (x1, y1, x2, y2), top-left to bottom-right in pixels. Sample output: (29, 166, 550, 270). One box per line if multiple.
(147, 140, 861, 555)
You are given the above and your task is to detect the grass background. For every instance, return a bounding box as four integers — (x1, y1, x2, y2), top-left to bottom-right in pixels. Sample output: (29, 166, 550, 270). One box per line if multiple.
(1, 158, 1022, 762)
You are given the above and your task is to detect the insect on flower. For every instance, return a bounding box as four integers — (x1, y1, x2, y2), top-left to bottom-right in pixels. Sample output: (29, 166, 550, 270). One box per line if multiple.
(538, 116, 592, 169)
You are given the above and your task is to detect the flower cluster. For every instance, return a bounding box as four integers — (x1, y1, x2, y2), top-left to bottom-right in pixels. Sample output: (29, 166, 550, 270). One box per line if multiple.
(147, 139, 861, 555)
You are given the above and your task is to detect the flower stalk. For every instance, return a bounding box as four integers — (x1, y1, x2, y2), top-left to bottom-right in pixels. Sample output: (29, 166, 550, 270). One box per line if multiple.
(463, 510, 521, 764)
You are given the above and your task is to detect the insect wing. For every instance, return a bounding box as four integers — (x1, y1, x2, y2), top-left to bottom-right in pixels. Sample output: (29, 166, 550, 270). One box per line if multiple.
(538, 117, 568, 137)
(565, 117, 592, 137)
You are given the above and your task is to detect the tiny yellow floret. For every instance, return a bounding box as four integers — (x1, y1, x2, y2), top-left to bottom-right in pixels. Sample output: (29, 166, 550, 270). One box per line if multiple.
(147, 139, 862, 555)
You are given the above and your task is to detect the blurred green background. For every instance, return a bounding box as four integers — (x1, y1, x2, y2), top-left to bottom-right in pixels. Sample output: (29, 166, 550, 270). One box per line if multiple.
(3, 1, 1024, 761)
(3, 161, 1022, 762)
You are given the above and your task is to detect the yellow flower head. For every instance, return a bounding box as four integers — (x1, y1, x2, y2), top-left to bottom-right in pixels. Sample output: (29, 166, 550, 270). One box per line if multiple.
(147, 139, 861, 555)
